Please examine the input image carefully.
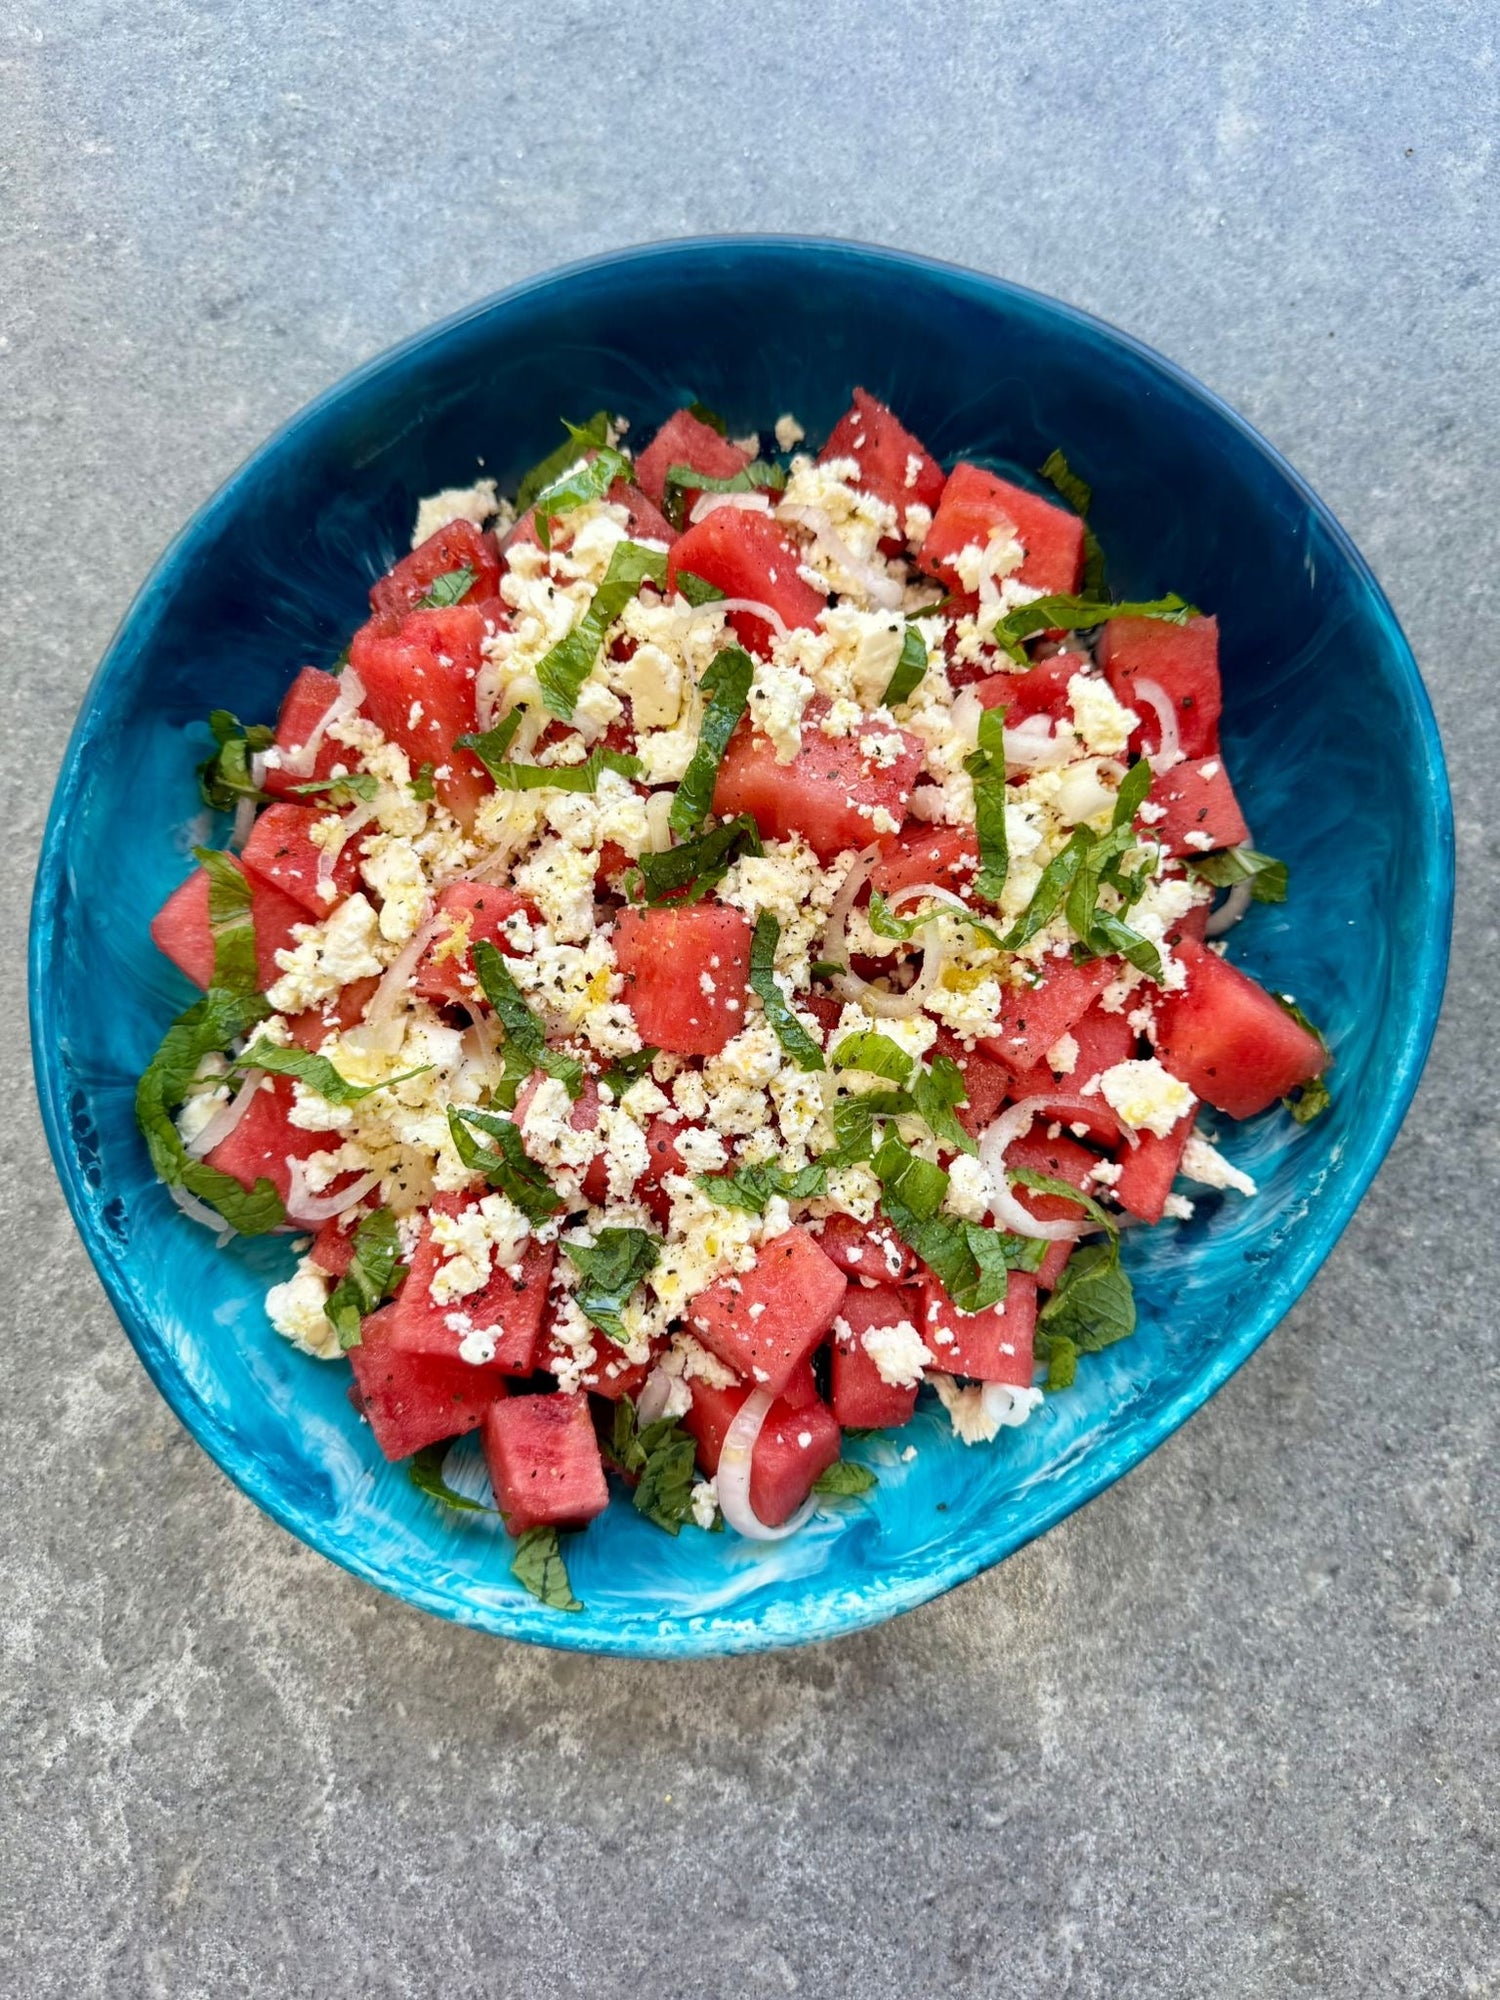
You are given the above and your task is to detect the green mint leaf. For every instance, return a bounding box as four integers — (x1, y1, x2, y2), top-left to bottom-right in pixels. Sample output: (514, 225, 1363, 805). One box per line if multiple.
(446, 1108, 564, 1224)
(963, 705, 1011, 906)
(514, 412, 613, 514)
(1111, 755, 1155, 830)
(531, 435, 633, 549)
(1274, 994, 1333, 1123)
(911, 1053, 978, 1159)
(191, 848, 260, 995)
(1084, 909, 1164, 983)
(1010, 1166, 1118, 1238)
(1036, 1238, 1136, 1353)
(809, 960, 846, 981)
(196, 710, 273, 814)
(1187, 846, 1289, 904)
(236, 1041, 432, 1107)
(695, 1161, 830, 1216)
(662, 459, 786, 532)
(561, 1227, 660, 1346)
(749, 912, 825, 1071)
(409, 1441, 489, 1512)
(609, 1396, 702, 1536)
(866, 887, 1002, 950)
(813, 1460, 878, 1498)
(532, 540, 668, 717)
(991, 592, 1195, 666)
(872, 1134, 1043, 1310)
(510, 1526, 581, 1610)
(686, 400, 729, 435)
(471, 940, 584, 1099)
(456, 706, 525, 773)
(632, 813, 763, 905)
(410, 761, 436, 802)
(289, 770, 379, 804)
(670, 645, 754, 838)
(830, 1030, 915, 1086)
(1033, 1325, 1079, 1391)
(827, 1087, 914, 1166)
(674, 568, 727, 608)
(883, 625, 928, 707)
(417, 565, 476, 609)
(1038, 449, 1108, 596)
(1001, 826, 1093, 951)
(326, 1207, 407, 1350)
(458, 739, 645, 794)
(599, 1046, 659, 1096)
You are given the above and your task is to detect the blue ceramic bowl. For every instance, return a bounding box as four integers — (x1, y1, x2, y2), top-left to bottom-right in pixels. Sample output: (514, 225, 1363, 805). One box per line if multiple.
(30, 239, 1451, 1656)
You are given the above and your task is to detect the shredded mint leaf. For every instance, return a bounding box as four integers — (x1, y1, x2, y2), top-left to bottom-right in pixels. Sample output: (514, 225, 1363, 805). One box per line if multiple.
(829, 1087, 914, 1166)
(872, 1135, 1043, 1310)
(991, 592, 1196, 666)
(457, 707, 524, 772)
(532, 540, 668, 718)
(809, 959, 845, 981)
(410, 761, 436, 801)
(510, 1526, 581, 1610)
(830, 1031, 914, 1086)
(675, 569, 726, 608)
(515, 412, 613, 514)
(963, 706, 1011, 906)
(197, 710, 273, 814)
(1039, 449, 1108, 596)
(1001, 826, 1092, 950)
(409, 1442, 488, 1512)
(446, 1108, 564, 1224)
(662, 459, 786, 531)
(1010, 1166, 1118, 1238)
(670, 645, 754, 837)
(686, 400, 729, 436)
(1274, 995, 1333, 1123)
(813, 1460, 878, 1498)
(695, 1160, 830, 1215)
(866, 887, 1002, 950)
(610, 1397, 701, 1536)
(1036, 1238, 1135, 1354)
(289, 771, 379, 804)
(417, 565, 477, 609)
(1034, 1326, 1079, 1390)
(750, 912, 825, 1071)
(911, 1053, 978, 1159)
(1112, 756, 1155, 830)
(236, 1041, 431, 1106)
(531, 430, 633, 549)
(459, 736, 644, 794)
(632, 813, 763, 905)
(599, 1046, 659, 1096)
(561, 1227, 660, 1345)
(326, 1207, 407, 1350)
(471, 940, 584, 1100)
(883, 625, 928, 707)
(1187, 846, 1289, 904)
(192, 848, 260, 995)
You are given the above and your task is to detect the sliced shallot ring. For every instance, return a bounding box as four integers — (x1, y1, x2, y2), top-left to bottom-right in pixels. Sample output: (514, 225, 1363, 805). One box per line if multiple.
(167, 1181, 235, 1245)
(685, 595, 789, 640)
(633, 1366, 674, 1427)
(316, 799, 377, 894)
(977, 1094, 1133, 1242)
(779, 503, 904, 610)
(716, 1388, 817, 1542)
(229, 795, 257, 853)
(285, 1160, 381, 1226)
(1132, 676, 1182, 772)
(185, 1067, 264, 1160)
(279, 666, 365, 779)
(689, 491, 773, 524)
(1204, 877, 1255, 938)
(820, 849, 944, 1020)
(1002, 714, 1074, 769)
(363, 909, 440, 1024)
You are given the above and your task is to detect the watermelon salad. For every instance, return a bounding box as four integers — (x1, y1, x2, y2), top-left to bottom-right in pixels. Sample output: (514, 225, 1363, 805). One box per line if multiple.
(137, 390, 1331, 1610)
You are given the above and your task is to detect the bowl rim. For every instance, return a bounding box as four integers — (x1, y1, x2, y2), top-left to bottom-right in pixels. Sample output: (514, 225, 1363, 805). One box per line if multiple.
(29, 234, 1455, 1656)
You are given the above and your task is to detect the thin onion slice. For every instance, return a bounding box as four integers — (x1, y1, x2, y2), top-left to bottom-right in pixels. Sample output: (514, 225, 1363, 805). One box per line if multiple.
(634, 1366, 674, 1427)
(685, 595, 789, 640)
(977, 1095, 1135, 1241)
(779, 503, 904, 610)
(1133, 676, 1182, 772)
(716, 1388, 817, 1542)
(285, 1160, 380, 1226)
(167, 1181, 234, 1245)
(364, 909, 440, 1025)
(229, 794, 257, 853)
(316, 799, 377, 894)
(819, 848, 946, 1020)
(1205, 878, 1254, 938)
(1003, 714, 1075, 769)
(279, 666, 366, 779)
(689, 491, 773, 524)
(185, 1067, 264, 1160)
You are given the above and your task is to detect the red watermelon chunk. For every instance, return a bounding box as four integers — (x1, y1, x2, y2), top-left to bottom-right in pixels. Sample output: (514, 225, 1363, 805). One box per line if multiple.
(386, 1192, 556, 1377)
(829, 1283, 925, 1428)
(261, 667, 345, 800)
(978, 956, 1121, 1073)
(309, 1215, 357, 1279)
(287, 975, 380, 1051)
(1099, 614, 1222, 760)
(819, 387, 946, 532)
(813, 1212, 915, 1285)
(1148, 757, 1250, 858)
(1062, 1000, 1139, 1087)
(349, 602, 491, 823)
(637, 1115, 705, 1224)
(666, 508, 826, 656)
(682, 1377, 842, 1528)
(150, 858, 307, 995)
(1113, 1108, 1197, 1223)
(481, 1390, 609, 1536)
(203, 1074, 342, 1209)
(868, 826, 979, 897)
(1004, 1126, 1101, 1222)
(974, 656, 1080, 724)
(1152, 937, 1328, 1119)
(412, 881, 538, 1008)
(632, 408, 751, 513)
(920, 463, 1085, 597)
(712, 697, 923, 861)
(348, 1304, 508, 1462)
(919, 1271, 1038, 1385)
(543, 1323, 652, 1402)
(369, 517, 501, 623)
(613, 904, 753, 1057)
(240, 800, 361, 918)
(928, 1026, 1013, 1140)
(685, 1226, 848, 1397)
(607, 478, 676, 546)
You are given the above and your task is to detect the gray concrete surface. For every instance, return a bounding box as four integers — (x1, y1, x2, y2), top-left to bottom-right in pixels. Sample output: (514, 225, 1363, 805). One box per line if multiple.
(3, 2, 1496, 1994)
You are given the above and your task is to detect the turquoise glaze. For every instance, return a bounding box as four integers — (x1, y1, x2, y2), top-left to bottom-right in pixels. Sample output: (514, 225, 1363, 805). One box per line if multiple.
(29, 240, 1452, 1656)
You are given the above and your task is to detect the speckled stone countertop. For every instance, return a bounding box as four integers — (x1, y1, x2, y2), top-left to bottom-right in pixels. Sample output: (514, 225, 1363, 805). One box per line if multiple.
(3, 4, 1495, 1994)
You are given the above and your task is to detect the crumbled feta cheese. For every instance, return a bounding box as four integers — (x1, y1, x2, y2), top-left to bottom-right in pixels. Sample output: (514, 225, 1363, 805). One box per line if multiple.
(1180, 1133, 1258, 1197)
(1067, 673, 1139, 757)
(852, 1316, 932, 1388)
(931, 1373, 1044, 1443)
(411, 479, 498, 547)
(265, 1259, 340, 1360)
(1098, 1058, 1196, 1139)
(774, 413, 805, 451)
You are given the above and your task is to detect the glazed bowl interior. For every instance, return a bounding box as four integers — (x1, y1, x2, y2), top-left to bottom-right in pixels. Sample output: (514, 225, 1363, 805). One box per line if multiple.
(30, 238, 1451, 1655)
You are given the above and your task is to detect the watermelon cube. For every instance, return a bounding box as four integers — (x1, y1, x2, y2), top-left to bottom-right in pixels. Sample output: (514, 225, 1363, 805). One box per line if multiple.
(369, 517, 501, 623)
(819, 388, 947, 532)
(612, 903, 753, 1057)
(412, 880, 537, 1008)
(829, 1283, 925, 1428)
(1065, 1000, 1139, 1087)
(606, 478, 677, 546)
(632, 408, 751, 514)
(1152, 937, 1328, 1119)
(348, 1304, 507, 1461)
(868, 826, 979, 897)
(309, 1214, 357, 1279)
(920, 463, 1085, 597)
(919, 1271, 1038, 1385)
(978, 955, 1121, 1073)
(666, 509, 826, 656)
(682, 1378, 842, 1527)
(286, 974, 380, 1051)
(813, 1212, 915, 1285)
(481, 1391, 609, 1536)
(1099, 614, 1222, 760)
(974, 656, 1079, 725)
(712, 698, 923, 861)
(1004, 1126, 1101, 1224)
(928, 1026, 1012, 1140)
(203, 1074, 343, 1209)
(386, 1192, 556, 1377)
(240, 800, 361, 918)
(1113, 1108, 1197, 1223)
(348, 602, 491, 823)
(260, 667, 345, 800)
(1148, 758, 1250, 858)
(150, 858, 307, 995)
(685, 1226, 847, 1397)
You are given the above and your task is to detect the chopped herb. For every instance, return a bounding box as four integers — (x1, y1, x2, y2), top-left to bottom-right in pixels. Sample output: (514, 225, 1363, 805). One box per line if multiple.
(610, 1397, 701, 1536)
(471, 940, 584, 1099)
(1035, 1237, 1136, 1362)
(326, 1207, 407, 1350)
(1009, 1167, 1119, 1238)
(446, 1108, 564, 1225)
(695, 1159, 831, 1215)
(872, 1135, 1044, 1311)
(409, 1442, 488, 1512)
(866, 886, 1002, 951)
(882, 624, 928, 707)
(963, 706, 1011, 906)
(599, 1046, 659, 1096)
(1187, 845, 1289, 905)
(329, 645, 351, 676)
(459, 739, 645, 794)
(530, 424, 633, 549)
(1000, 826, 1092, 951)
(289, 771, 380, 804)
(235, 1041, 432, 1105)
(532, 540, 668, 718)
(561, 1227, 660, 1346)
(830, 1030, 914, 1086)
(670, 645, 754, 837)
(416, 565, 477, 608)
(631, 813, 763, 905)
(457, 706, 525, 770)
(809, 960, 846, 982)
(191, 847, 259, 995)
(812, 1460, 878, 1498)
(911, 1053, 978, 1159)
(1275, 995, 1333, 1123)
(510, 1526, 581, 1611)
(1038, 448, 1108, 596)
(514, 412, 613, 514)
(674, 568, 727, 608)
(828, 1087, 914, 1165)
(410, 761, 436, 802)
(685, 400, 729, 435)
(662, 459, 786, 531)
(749, 912, 825, 1071)
(197, 709, 273, 814)
(991, 592, 1196, 666)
